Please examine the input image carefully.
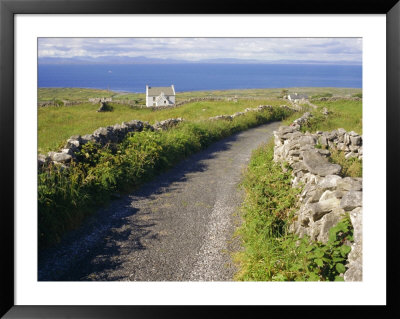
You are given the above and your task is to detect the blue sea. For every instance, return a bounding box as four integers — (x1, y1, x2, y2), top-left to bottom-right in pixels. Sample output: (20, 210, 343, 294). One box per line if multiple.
(38, 64, 362, 92)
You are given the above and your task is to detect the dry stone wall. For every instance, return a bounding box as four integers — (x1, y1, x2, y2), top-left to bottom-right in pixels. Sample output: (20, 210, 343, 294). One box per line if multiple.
(208, 104, 293, 121)
(312, 96, 361, 102)
(38, 118, 184, 170)
(38, 100, 86, 107)
(273, 113, 362, 281)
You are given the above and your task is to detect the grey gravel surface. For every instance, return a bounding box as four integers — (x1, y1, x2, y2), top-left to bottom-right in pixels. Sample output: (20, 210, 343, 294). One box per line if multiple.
(38, 121, 281, 281)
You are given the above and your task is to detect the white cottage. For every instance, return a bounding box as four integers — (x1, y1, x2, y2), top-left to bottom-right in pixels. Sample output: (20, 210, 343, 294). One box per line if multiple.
(146, 85, 176, 107)
(287, 93, 309, 103)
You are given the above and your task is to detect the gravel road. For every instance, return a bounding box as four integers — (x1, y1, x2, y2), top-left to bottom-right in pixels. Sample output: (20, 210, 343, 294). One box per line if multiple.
(38, 121, 281, 281)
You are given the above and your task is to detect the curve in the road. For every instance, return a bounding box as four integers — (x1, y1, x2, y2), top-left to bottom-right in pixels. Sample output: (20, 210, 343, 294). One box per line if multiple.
(38, 121, 281, 281)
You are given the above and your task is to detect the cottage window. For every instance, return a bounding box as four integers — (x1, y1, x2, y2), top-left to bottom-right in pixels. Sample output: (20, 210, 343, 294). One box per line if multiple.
(164, 100, 167, 104)
(153, 97, 155, 101)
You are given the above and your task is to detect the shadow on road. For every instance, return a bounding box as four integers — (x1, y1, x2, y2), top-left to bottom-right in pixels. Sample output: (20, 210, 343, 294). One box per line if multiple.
(38, 131, 242, 281)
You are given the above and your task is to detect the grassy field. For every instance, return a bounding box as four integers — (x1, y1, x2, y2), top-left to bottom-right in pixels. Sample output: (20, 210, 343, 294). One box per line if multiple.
(38, 88, 115, 102)
(38, 87, 362, 154)
(38, 87, 362, 104)
(38, 98, 284, 153)
(284, 99, 362, 134)
(175, 87, 362, 100)
(108, 87, 362, 102)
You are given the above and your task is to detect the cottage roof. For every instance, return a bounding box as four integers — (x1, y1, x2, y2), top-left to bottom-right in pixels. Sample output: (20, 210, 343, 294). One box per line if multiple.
(147, 86, 175, 96)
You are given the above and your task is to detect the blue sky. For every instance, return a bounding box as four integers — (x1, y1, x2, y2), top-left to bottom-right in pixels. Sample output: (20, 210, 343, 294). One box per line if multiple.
(38, 38, 362, 64)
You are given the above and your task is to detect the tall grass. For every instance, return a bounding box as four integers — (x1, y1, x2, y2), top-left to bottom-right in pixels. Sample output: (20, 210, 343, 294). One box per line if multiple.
(38, 106, 293, 250)
(233, 142, 305, 281)
(234, 142, 353, 281)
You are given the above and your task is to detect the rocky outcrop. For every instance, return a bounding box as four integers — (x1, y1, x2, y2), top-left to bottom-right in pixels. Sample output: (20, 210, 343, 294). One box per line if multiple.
(273, 112, 362, 281)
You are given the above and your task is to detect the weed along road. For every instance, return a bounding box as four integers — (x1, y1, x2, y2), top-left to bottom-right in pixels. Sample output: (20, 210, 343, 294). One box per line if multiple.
(39, 121, 281, 281)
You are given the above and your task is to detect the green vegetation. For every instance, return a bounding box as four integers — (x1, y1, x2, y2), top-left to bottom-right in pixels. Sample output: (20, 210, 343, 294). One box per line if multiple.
(235, 96, 361, 281)
(38, 87, 362, 153)
(285, 99, 362, 134)
(38, 87, 362, 104)
(38, 99, 284, 153)
(38, 88, 115, 102)
(285, 98, 363, 178)
(38, 106, 293, 250)
(311, 92, 333, 99)
(329, 149, 362, 178)
(174, 87, 361, 101)
(234, 142, 353, 281)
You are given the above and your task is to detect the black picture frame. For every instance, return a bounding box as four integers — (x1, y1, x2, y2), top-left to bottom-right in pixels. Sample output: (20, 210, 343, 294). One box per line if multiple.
(1, 0, 398, 317)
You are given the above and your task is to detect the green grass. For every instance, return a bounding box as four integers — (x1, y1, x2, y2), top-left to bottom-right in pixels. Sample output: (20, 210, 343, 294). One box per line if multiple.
(38, 106, 293, 250)
(175, 87, 361, 101)
(38, 87, 362, 104)
(38, 88, 115, 102)
(304, 99, 362, 134)
(38, 99, 284, 153)
(284, 98, 363, 178)
(234, 142, 303, 281)
(234, 142, 353, 281)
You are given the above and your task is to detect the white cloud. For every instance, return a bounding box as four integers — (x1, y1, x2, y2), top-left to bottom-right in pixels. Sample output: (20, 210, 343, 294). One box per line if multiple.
(38, 38, 362, 63)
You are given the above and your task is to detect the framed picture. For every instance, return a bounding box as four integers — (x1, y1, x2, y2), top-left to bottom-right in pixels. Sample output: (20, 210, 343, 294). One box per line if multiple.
(1, 0, 398, 317)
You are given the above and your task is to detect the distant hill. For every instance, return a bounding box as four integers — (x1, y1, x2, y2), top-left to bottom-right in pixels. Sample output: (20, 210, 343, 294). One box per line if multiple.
(38, 56, 361, 65)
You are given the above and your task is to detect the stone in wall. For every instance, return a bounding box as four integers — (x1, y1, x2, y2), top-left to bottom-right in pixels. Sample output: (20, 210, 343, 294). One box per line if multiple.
(344, 207, 363, 281)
